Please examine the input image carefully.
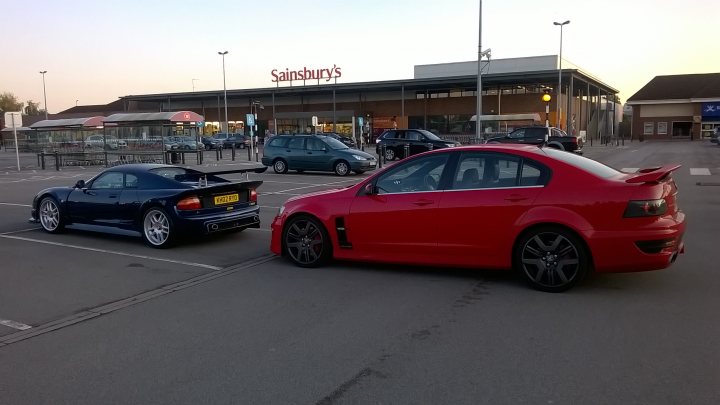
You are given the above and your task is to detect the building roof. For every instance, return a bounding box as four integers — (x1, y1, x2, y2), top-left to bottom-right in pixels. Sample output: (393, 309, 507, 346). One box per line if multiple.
(104, 111, 203, 124)
(627, 73, 720, 104)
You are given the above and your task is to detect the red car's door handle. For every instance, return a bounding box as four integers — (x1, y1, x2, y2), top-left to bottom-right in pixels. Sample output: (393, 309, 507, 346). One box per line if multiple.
(504, 194, 529, 202)
(412, 199, 434, 206)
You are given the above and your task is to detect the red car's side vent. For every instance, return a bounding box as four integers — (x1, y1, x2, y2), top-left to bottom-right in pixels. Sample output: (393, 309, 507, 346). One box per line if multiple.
(335, 217, 352, 249)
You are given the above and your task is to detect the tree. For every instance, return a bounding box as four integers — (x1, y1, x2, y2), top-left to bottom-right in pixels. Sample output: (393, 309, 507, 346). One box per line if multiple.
(24, 100, 41, 115)
(0, 92, 23, 112)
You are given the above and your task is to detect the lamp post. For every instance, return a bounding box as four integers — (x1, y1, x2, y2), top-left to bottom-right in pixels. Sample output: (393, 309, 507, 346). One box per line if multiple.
(476, 0, 482, 143)
(75, 99, 78, 107)
(553, 20, 570, 129)
(218, 51, 229, 133)
(39, 70, 48, 120)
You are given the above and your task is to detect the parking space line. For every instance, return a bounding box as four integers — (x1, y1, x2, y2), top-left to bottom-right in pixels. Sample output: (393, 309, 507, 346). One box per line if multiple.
(0, 234, 222, 270)
(690, 168, 711, 176)
(263, 179, 358, 195)
(0, 253, 277, 346)
(0, 319, 32, 331)
(0, 228, 38, 236)
(0, 202, 32, 207)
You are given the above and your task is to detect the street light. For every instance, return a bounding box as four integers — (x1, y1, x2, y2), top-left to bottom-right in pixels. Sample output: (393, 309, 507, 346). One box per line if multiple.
(39, 70, 48, 120)
(553, 20, 570, 129)
(75, 99, 78, 107)
(218, 51, 228, 133)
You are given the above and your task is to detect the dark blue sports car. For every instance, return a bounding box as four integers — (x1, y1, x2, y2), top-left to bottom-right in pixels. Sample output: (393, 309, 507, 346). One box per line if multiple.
(29, 164, 266, 248)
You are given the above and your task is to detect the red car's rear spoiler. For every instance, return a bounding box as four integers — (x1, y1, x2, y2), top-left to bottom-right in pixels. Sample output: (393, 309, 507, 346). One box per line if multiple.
(625, 164, 681, 183)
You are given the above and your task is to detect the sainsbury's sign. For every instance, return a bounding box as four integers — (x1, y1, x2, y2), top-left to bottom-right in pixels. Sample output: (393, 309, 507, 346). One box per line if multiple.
(271, 65, 342, 83)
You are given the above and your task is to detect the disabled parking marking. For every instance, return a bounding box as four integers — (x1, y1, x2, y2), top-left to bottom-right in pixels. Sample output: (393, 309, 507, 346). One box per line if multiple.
(0, 319, 32, 331)
(690, 168, 711, 176)
(0, 234, 222, 270)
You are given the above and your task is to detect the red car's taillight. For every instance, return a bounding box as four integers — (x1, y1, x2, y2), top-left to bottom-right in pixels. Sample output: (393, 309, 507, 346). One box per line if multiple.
(623, 199, 667, 218)
(177, 196, 202, 210)
(249, 189, 257, 205)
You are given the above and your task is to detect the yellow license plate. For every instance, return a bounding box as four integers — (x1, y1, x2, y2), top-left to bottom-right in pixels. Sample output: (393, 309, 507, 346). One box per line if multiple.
(214, 193, 239, 205)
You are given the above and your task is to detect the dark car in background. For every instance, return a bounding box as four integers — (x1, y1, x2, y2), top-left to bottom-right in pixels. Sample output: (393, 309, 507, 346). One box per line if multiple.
(213, 133, 249, 149)
(30, 164, 267, 248)
(322, 132, 357, 148)
(486, 126, 583, 154)
(262, 134, 377, 176)
(375, 129, 460, 160)
(201, 136, 223, 150)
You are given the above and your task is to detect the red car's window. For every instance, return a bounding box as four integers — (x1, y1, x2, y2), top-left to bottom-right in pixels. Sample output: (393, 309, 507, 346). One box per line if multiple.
(375, 154, 448, 194)
(452, 154, 521, 189)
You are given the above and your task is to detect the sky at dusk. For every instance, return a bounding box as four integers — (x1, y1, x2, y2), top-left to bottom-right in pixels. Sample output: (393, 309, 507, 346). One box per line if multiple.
(2, 0, 718, 113)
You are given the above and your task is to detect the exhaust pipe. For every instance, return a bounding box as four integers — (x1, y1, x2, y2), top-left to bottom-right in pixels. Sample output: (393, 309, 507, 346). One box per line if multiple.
(210, 223, 219, 232)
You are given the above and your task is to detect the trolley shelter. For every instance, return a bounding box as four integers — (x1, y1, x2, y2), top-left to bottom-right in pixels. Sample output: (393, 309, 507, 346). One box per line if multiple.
(102, 111, 205, 165)
(28, 116, 105, 154)
(1, 126, 32, 150)
(28, 117, 110, 168)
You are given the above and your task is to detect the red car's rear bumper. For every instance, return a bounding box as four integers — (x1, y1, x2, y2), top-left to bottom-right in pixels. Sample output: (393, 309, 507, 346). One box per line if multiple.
(588, 212, 686, 273)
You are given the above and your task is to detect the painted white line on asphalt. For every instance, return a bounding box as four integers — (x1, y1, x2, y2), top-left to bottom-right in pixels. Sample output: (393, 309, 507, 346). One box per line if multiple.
(0, 202, 32, 207)
(0, 319, 32, 331)
(0, 234, 222, 270)
(263, 179, 357, 195)
(621, 168, 639, 173)
(690, 168, 711, 176)
(247, 228, 271, 233)
(0, 228, 39, 236)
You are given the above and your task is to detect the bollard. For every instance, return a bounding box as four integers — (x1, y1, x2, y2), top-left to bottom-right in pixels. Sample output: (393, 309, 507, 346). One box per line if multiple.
(40, 152, 46, 170)
(54, 151, 60, 171)
(216, 148, 220, 161)
(181, 152, 186, 164)
(198, 150, 203, 165)
(380, 144, 386, 167)
(231, 143, 236, 161)
(378, 145, 382, 169)
(255, 145, 259, 162)
(247, 142, 252, 160)
(404, 143, 410, 159)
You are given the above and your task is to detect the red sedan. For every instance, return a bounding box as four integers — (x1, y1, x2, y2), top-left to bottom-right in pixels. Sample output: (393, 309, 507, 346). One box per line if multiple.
(270, 145, 686, 292)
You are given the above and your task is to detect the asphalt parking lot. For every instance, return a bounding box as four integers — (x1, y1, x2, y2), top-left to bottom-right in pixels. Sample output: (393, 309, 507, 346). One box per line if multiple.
(1, 141, 719, 404)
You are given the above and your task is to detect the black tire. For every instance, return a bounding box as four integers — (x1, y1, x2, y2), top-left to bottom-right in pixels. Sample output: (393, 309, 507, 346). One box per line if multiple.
(273, 159, 288, 174)
(38, 196, 65, 234)
(283, 215, 332, 268)
(514, 226, 589, 292)
(384, 148, 396, 161)
(141, 207, 175, 248)
(334, 160, 350, 176)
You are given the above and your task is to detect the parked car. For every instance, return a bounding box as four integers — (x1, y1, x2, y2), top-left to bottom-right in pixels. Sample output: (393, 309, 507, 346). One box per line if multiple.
(322, 132, 357, 148)
(213, 133, 249, 149)
(201, 136, 223, 150)
(170, 136, 202, 150)
(262, 134, 377, 176)
(486, 126, 583, 154)
(84, 134, 127, 150)
(270, 144, 686, 292)
(30, 164, 267, 248)
(375, 129, 460, 161)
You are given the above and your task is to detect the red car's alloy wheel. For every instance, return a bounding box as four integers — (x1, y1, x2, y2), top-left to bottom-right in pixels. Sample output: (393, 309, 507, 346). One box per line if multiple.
(517, 228, 588, 292)
(283, 216, 331, 267)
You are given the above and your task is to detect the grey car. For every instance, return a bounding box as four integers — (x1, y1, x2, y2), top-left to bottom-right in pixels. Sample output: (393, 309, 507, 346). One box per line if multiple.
(261, 135, 377, 176)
